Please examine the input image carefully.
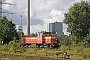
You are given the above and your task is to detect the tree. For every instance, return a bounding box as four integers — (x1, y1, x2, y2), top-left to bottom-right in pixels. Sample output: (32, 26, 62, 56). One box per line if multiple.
(0, 16, 19, 44)
(64, 1, 90, 40)
(17, 31, 24, 39)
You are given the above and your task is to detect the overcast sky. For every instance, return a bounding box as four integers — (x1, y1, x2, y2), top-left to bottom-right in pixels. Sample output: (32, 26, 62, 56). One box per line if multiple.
(2, 0, 90, 35)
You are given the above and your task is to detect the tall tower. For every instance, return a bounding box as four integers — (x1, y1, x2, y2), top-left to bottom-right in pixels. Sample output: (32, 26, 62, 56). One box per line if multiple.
(0, 0, 2, 18)
(27, 0, 30, 35)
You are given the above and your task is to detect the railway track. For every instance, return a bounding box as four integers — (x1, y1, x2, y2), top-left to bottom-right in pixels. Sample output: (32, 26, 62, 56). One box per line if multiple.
(0, 54, 70, 60)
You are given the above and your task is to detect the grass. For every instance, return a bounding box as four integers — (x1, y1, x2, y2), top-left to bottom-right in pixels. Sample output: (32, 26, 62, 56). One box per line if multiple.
(0, 45, 90, 60)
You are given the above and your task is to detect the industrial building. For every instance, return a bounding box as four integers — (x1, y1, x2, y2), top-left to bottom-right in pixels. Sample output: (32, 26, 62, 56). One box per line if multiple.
(48, 21, 63, 36)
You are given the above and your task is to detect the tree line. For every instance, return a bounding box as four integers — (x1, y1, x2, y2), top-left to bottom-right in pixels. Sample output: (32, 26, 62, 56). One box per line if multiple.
(0, 16, 24, 44)
(63, 1, 90, 47)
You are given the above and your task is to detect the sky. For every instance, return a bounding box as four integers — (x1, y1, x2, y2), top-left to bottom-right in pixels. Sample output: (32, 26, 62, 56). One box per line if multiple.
(2, 0, 90, 35)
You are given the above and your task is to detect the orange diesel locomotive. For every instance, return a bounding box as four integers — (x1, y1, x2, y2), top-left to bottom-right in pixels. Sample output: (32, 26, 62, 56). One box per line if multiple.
(21, 32, 59, 48)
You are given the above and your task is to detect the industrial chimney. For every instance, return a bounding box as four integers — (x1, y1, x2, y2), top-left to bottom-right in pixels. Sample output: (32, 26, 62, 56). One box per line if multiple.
(27, 0, 30, 35)
(0, 0, 2, 18)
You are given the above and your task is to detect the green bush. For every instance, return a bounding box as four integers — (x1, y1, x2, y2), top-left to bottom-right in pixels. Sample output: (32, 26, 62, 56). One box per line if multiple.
(9, 38, 26, 53)
(60, 45, 68, 52)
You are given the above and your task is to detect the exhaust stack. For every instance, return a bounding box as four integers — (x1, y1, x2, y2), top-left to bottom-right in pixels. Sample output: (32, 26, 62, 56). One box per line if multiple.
(27, 0, 30, 35)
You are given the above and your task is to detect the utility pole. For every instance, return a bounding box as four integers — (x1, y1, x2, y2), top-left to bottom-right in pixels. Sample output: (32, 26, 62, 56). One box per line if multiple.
(20, 15, 23, 38)
(0, 1, 15, 16)
(20, 15, 22, 27)
(26, 0, 30, 36)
